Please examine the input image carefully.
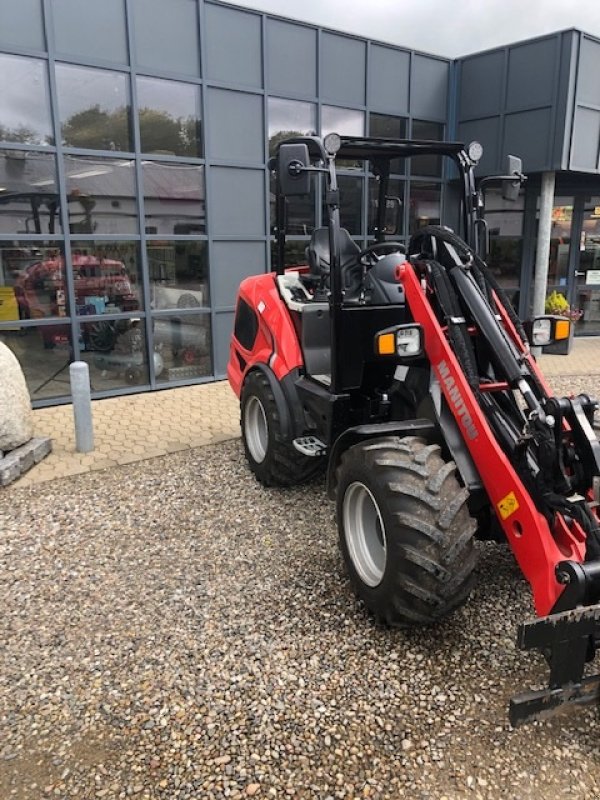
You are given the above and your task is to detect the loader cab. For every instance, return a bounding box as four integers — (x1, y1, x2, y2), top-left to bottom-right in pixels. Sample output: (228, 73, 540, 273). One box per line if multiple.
(272, 134, 484, 395)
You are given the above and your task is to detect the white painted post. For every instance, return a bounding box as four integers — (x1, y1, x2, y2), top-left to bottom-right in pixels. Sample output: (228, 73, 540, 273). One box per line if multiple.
(70, 361, 94, 453)
(531, 171, 556, 355)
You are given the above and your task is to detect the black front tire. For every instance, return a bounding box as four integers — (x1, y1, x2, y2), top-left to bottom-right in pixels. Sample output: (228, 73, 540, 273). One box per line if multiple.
(240, 370, 322, 487)
(336, 435, 478, 626)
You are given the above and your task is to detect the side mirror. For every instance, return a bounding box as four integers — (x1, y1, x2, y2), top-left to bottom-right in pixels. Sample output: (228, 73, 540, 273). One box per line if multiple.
(277, 143, 310, 196)
(502, 154, 523, 202)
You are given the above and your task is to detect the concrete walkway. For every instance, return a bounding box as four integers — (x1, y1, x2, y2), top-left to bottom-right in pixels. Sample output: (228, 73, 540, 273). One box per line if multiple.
(9, 337, 600, 488)
(16, 381, 240, 487)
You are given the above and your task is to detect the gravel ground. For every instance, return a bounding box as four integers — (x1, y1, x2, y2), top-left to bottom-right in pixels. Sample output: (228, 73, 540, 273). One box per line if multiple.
(1, 377, 600, 800)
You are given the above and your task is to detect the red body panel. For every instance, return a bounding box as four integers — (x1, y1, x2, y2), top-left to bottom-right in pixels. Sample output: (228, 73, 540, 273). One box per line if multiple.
(399, 262, 586, 616)
(227, 272, 304, 397)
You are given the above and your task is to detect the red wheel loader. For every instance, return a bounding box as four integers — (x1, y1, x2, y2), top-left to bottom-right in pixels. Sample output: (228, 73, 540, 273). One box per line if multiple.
(227, 133, 600, 726)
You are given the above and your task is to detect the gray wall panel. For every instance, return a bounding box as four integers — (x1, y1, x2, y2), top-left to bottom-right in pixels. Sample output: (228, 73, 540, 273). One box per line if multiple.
(506, 38, 556, 111)
(458, 117, 500, 175)
(212, 241, 267, 308)
(204, 4, 262, 89)
(131, 0, 200, 76)
(504, 108, 553, 171)
(210, 168, 265, 237)
(267, 19, 317, 98)
(577, 37, 600, 108)
(0, 0, 44, 51)
(321, 33, 366, 107)
(207, 89, 264, 164)
(570, 107, 600, 171)
(459, 51, 504, 120)
(410, 55, 448, 121)
(53, 0, 128, 63)
(214, 311, 235, 376)
(367, 44, 409, 115)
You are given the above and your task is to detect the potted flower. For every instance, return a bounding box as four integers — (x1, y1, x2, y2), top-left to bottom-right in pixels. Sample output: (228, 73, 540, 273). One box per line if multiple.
(542, 290, 582, 354)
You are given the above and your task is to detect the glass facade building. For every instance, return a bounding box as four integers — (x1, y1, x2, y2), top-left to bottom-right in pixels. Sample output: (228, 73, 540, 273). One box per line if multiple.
(0, 3, 598, 405)
(0, 0, 450, 405)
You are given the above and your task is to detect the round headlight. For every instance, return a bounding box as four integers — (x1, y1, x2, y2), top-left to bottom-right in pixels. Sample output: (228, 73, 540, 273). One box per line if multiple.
(467, 141, 484, 164)
(323, 132, 341, 156)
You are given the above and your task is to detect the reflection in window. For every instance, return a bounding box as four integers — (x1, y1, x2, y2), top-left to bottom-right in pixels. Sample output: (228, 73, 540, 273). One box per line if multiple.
(270, 174, 315, 235)
(577, 197, 600, 335)
(267, 98, 316, 155)
(322, 106, 364, 170)
(369, 113, 407, 174)
(270, 240, 310, 269)
(70, 241, 142, 314)
(137, 77, 202, 157)
(148, 241, 209, 310)
(409, 183, 441, 233)
(541, 198, 573, 287)
(368, 178, 404, 237)
(325, 175, 363, 236)
(0, 150, 60, 234)
(143, 162, 205, 235)
(56, 63, 132, 151)
(153, 314, 212, 382)
(0, 243, 66, 321)
(80, 318, 150, 389)
(64, 156, 138, 234)
(484, 187, 524, 296)
(322, 106, 364, 137)
(411, 120, 443, 177)
(0, 327, 72, 400)
(0, 54, 52, 146)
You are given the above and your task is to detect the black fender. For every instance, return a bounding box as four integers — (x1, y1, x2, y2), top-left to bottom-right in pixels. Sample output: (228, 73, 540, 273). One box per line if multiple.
(326, 418, 438, 499)
(243, 364, 306, 442)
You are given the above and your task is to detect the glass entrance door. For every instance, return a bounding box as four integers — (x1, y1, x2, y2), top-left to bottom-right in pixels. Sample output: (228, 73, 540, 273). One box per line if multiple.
(574, 196, 600, 336)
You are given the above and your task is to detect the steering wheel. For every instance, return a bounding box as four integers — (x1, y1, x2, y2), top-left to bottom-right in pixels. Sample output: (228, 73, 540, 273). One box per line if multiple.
(357, 241, 406, 267)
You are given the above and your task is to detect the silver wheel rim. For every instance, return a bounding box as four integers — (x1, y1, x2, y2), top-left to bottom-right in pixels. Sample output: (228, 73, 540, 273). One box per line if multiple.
(245, 395, 268, 463)
(343, 481, 387, 587)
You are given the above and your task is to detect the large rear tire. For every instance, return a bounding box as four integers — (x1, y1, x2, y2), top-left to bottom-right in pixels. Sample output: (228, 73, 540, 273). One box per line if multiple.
(336, 435, 477, 625)
(241, 370, 322, 487)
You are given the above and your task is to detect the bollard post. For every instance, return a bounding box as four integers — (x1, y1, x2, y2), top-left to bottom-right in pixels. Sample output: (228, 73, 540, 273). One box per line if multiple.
(70, 361, 94, 453)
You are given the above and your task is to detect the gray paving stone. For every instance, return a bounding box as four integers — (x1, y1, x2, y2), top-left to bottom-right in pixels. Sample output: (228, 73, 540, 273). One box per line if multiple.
(0, 436, 53, 486)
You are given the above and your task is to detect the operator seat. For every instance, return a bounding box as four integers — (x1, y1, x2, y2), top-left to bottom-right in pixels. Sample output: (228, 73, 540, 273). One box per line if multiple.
(306, 227, 363, 300)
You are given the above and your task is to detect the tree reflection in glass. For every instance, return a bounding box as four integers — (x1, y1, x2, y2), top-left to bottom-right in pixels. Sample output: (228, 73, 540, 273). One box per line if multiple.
(137, 77, 202, 158)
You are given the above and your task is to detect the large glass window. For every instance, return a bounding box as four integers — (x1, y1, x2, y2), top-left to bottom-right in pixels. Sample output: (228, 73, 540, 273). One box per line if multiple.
(0, 54, 51, 146)
(409, 183, 441, 233)
(142, 162, 205, 235)
(148, 241, 209, 310)
(267, 98, 316, 155)
(0, 243, 66, 321)
(64, 156, 137, 234)
(153, 314, 212, 383)
(575, 197, 600, 336)
(328, 175, 363, 236)
(369, 113, 407, 175)
(368, 177, 404, 238)
(322, 106, 364, 137)
(56, 64, 132, 152)
(268, 98, 317, 235)
(484, 187, 524, 299)
(546, 198, 574, 288)
(0, 150, 59, 234)
(79, 318, 149, 390)
(137, 77, 202, 158)
(411, 120, 443, 178)
(0, 327, 73, 400)
(70, 241, 143, 314)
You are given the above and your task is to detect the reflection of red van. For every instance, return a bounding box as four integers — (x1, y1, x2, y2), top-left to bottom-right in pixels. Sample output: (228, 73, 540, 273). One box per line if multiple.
(14, 254, 138, 319)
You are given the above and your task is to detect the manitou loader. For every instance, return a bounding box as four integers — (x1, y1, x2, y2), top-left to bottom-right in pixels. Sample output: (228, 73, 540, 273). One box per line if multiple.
(227, 133, 600, 725)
